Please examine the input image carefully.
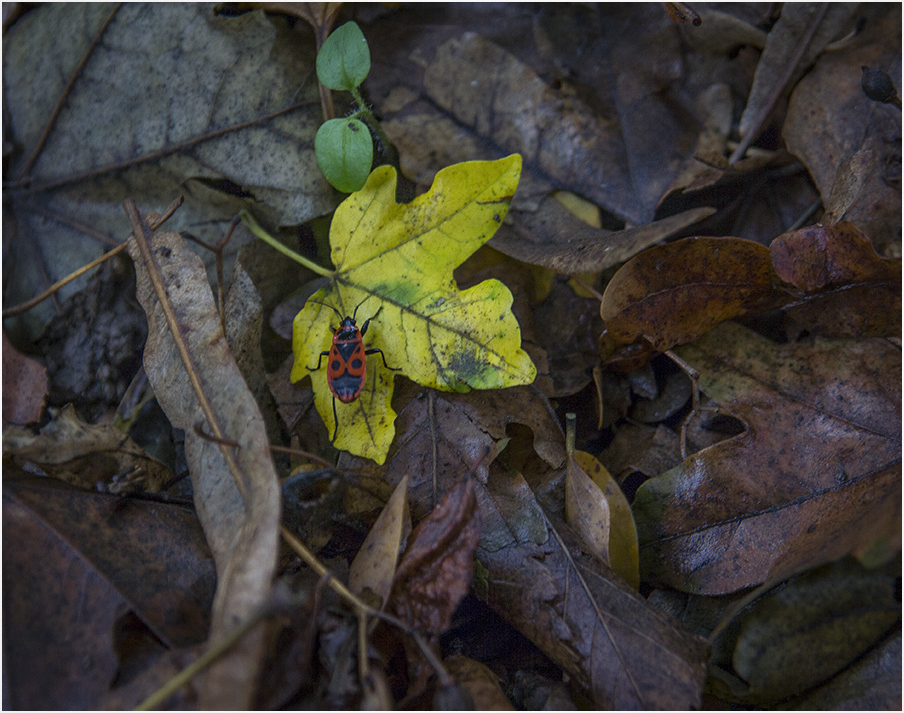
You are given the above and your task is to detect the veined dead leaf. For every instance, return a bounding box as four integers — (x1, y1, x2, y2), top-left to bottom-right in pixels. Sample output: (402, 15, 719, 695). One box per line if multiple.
(127, 209, 280, 709)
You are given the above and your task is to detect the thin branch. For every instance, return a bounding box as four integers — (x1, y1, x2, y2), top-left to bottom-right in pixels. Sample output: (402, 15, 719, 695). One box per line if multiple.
(3, 195, 183, 318)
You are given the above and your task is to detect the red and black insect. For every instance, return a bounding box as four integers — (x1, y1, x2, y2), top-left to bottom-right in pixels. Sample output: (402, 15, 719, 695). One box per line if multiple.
(307, 298, 399, 442)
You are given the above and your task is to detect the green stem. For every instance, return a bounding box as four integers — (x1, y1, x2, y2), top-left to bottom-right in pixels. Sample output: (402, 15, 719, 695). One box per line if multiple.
(239, 210, 333, 278)
(349, 86, 391, 154)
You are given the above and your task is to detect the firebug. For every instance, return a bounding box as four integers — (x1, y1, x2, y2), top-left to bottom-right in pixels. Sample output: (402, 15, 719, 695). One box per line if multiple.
(307, 297, 399, 443)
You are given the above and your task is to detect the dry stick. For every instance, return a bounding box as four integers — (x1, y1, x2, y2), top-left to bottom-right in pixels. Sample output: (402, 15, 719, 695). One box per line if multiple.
(16, 4, 122, 180)
(193, 422, 336, 470)
(280, 526, 455, 688)
(124, 199, 251, 503)
(8, 100, 316, 193)
(729, 2, 829, 164)
(2, 195, 184, 318)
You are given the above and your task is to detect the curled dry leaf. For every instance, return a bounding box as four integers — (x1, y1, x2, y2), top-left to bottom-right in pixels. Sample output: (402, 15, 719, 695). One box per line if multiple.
(3, 403, 169, 493)
(570, 451, 640, 589)
(127, 219, 280, 708)
(600, 236, 777, 351)
(565, 453, 612, 567)
(772, 221, 901, 338)
(388, 478, 481, 636)
(349, 474, 410, 608)
(443, 654, 514, 711)
(737, 4, 860, 145)
(634, 322, 901, 594)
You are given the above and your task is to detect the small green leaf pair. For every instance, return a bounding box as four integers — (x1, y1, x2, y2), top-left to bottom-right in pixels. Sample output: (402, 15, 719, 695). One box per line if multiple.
(315, 22, 374, 193)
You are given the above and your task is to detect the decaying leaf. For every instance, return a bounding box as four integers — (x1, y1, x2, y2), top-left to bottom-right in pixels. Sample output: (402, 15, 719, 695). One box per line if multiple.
(782, 4, 901, 250)
(772, 221, 901, 337)
(710, 558, 900, 704)
(476, 468, 707, 709)
(127, 217, 280, 708)
(349, 474, 410, 608)
(3, 472, 216, 710)
(339, 383, 565, 523)
(2, 330, 48, 427)
(737, 4, 860, 145)
(601, 236, 777, 351)
(291, 155, 536, 464)
(634, 322, 901, 594)
(4, 4, 333, 337)
(388, 478, 481, 636)
(3, 404, 169, 493)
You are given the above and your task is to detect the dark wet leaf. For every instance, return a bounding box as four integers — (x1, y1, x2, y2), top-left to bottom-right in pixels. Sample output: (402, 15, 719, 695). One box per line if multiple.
(3, 472, 215, 709)
(634, 322, 901, 594)
(601, 237, 778, 351)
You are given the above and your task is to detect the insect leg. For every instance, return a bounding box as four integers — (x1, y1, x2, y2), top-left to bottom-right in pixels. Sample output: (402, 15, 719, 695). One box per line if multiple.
(330, 394, 338, 443)
(308, 350, 331, 371)
(364, 347, 400, 371)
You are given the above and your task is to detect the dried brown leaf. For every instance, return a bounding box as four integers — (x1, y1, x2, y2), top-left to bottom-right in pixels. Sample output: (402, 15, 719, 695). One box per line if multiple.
(2, 330, 48, 426)
(476, 469, 707, 709)
(573, 451, 640, 589)
(349, 474, 410, 608)
(601, 236, 778, 351)
(128, 220, 280, 708)
(565, 453, 611, 567)
(634, 322, 901, 594)
(388, 478, 481, 636)
(782, 4, 901, 250)
(3, 472, 215, 709)
(3, 403, 169, 493)
(772, 221, 901, 338)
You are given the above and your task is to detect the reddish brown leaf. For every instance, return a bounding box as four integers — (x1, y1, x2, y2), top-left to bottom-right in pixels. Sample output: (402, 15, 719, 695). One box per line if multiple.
(388, 478, 481, 635)
(3, 472, 215, 709)
(2, 330, 48, 427)
(341, 384, 565, 523)
(634, 322, 901, 594)
(772, 222, 899, 291)
(771, 221, 901, 338)
(600, 237, 778, 351)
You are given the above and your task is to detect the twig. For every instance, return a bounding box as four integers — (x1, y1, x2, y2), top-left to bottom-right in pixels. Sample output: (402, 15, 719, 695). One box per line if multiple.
(2, 195, 183, 317)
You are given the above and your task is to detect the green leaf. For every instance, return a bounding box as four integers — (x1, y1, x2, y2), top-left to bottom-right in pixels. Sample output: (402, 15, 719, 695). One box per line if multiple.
(316, 21, 370, 91)
(291, 155, 535, 463)
(315, 118, 373, 193)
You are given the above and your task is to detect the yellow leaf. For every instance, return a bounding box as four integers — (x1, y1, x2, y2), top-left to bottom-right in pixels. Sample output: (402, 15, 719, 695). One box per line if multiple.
(349, 475, 409, 607)
(574, 450, 640, 589)
(291, 155, 536, 463)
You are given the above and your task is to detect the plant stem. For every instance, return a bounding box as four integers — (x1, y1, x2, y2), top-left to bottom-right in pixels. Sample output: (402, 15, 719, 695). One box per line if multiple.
(349, 86, 391, 155)
(239, 210, 333, 278)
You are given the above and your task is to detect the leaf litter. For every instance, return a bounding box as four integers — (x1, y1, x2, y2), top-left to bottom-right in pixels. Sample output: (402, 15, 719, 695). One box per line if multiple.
(2, 3, 900, 710)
